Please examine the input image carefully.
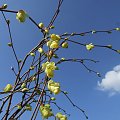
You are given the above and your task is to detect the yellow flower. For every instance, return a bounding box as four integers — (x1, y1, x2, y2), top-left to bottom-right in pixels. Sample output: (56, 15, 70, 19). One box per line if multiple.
(16, 10, 27, 23)
(46, 62, 56, 71)
(46, 70, 54, 78)
(50, 41, 59, 49)
(40, 104, 53, 119)
(48, 80, 61, 95)
(47, 40, 52, 47)
(42, 62, 49, 70)
(56, 113, 67, 120)
(42, 62, 56, 78)
(56, 35, 61, 41)
(50, 34, 61, 41)
(86, 43, 94, 51)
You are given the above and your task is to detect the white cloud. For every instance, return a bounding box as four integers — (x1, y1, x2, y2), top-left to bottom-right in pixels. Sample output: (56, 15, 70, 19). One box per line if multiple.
(97, 65, 120, 96)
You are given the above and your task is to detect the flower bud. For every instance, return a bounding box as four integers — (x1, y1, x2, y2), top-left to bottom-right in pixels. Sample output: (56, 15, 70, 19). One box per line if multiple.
(39, 22, 44, 28)
(64, 37, 69, 40)
(30, 66, 35, 70)
(17, 105, 22, 109)
(55, 66, 59, 70)
(25, 104, 32, 111)
(107, 45, 112, 48)
(21, 83, 26, 89)
(18, 59, 22, 63)
(6, 20, 10, 25)
(64, 91, 68, 94)
(4, 84, 13, 92)
(16, 10, 27, 23)
(86, 43, 94, 51)
(61, 58, 65, 61)
(50, 26, 55, 29)
(8, 43, 12, 47)
(51, 97, 56, 101)
(38, 47, 44, 53)
(117, 50, 120, 54)
(62, 42, 68, 48)
(56, 113, 67, 120)
(32, 76, 36, 81)
(53, 54, 59, 58)
(2, 4, 7, 9)
(92, 30, 96, 34)
(22, 88, 29, 92)
(44, 28, 49, 34)
(115, 28, 120, 31)
(36, 89, 41, 94)
(30, 52, 35, 56)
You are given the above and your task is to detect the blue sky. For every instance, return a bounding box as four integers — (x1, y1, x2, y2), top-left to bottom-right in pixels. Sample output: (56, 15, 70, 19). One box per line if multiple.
(0, 0, 120, 120)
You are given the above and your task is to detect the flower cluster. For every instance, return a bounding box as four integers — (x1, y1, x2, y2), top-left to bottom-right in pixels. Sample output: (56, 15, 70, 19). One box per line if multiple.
(42, 62, 56, 78)
(16, 10, 27, 22)
(47, 34, 61, 49)
(48, 80, 61, 95)
(56, 113, 67, 120)
(40, 104, 53, 119)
